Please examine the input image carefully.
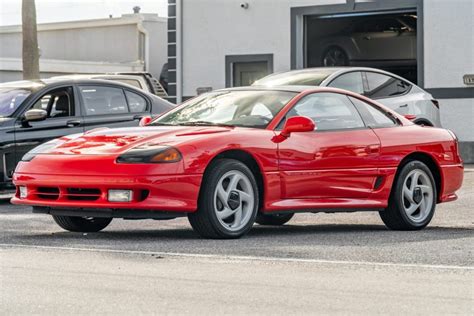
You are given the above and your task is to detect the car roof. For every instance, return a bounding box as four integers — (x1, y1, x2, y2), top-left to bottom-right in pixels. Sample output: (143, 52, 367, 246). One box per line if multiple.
(0, 78, 146, 91)
(253, 67, 417, 86)
(215, 85, 359, 94)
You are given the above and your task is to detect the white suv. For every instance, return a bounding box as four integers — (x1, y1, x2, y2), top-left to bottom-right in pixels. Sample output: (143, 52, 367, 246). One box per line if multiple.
(253, 67, 441, 127)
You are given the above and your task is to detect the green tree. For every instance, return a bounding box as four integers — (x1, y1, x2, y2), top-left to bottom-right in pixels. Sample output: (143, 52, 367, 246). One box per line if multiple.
(22, 0, 40, 79)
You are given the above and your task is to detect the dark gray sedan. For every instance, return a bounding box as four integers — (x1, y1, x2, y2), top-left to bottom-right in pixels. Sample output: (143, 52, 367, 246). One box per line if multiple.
(0, 78, 174, 195)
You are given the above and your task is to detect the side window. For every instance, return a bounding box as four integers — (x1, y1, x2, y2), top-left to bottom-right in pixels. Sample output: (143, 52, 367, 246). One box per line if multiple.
(79, 86, 128, 116)
(125, 91, 148, 112)
(349, 96, 397, 128)
(364, 72, 411, 99)
(284, 92, 365, 131)
(31, 87, 74, 118)
(328, 72, 364, 94)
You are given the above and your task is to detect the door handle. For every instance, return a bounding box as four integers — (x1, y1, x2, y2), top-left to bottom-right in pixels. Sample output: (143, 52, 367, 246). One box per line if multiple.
(400, 104, 408, 108)
(365, 144, 380, 154)
(66, 120, 81, 127)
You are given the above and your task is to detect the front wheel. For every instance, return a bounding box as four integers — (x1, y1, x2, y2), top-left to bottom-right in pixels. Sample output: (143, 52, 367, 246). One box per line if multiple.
(188, 159, 259, 239)
(52, 215, 112, 232)
(379, 161, 436, 230)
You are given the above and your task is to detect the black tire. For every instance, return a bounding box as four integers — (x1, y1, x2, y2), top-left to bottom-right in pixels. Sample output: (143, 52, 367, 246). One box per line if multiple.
(52, 215, 112, 232)
(188, 159, 259, 239)
(321, 46, 349, 66)
(379, 160, 437, 230)
(256, 213, 294, 226)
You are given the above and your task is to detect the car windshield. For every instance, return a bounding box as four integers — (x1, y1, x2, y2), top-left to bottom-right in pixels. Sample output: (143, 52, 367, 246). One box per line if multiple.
(253, 70, 335, 86)
(151, 90, 297, 128)
(0, 88, 32, 117)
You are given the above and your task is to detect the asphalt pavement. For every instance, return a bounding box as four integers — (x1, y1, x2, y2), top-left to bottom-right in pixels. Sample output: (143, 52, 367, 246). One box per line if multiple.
(1, 168, 473, 314)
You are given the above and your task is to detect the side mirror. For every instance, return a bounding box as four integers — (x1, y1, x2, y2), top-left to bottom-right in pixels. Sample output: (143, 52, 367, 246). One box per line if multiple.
(139, 116, 152, 126)
(23, 109, 47, 122)
(272, 116, 315, 143)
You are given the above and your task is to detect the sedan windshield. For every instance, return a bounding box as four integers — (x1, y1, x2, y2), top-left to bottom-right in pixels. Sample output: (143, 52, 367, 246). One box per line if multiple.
(253, 69, 335, 87)
(0, 88, 32, 117)
(152, 90, 297, 128)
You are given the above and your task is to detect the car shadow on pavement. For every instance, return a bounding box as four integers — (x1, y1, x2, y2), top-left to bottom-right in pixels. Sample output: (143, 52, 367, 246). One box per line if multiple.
(8, 224, 472, 246)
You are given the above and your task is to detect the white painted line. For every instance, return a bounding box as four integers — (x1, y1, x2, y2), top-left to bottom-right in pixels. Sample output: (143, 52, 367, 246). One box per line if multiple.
(1, 243, 472, 271)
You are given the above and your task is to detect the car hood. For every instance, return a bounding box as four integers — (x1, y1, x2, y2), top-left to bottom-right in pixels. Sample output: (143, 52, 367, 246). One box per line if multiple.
(40, 126, 233, 156)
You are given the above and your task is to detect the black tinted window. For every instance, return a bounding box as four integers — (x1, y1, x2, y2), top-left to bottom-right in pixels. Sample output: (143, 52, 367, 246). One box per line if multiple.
(31, 87, 74, 118)
(125, 91, 147, 112)
(284, 92, 365, 131)
(362, 18, 402, 32)
(349, 96, 397, 128)
(79, 86, 128, 116)
(328, 72, 364, 94)
(364, 72, 411, 99)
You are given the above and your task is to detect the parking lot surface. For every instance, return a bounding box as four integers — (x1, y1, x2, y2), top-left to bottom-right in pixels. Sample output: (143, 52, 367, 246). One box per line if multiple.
(1, 169, 473, 314)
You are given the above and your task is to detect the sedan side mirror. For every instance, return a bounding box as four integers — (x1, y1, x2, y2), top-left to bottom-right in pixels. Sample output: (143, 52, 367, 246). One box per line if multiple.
(272, 116, 316, 143)
(23, 109, 47, 122)
(139, 116, 152, 126)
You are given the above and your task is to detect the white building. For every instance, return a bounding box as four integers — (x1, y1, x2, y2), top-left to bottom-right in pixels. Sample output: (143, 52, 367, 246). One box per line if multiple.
(0, 13, 168, 82)
(167, 0, 474, 161)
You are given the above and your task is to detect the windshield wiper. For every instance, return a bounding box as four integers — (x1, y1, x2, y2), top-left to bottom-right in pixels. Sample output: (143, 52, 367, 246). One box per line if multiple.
(177, 121, 234, 127)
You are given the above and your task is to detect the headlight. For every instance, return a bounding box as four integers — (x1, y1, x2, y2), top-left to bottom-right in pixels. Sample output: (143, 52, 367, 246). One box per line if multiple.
(116, 145, 182, 164)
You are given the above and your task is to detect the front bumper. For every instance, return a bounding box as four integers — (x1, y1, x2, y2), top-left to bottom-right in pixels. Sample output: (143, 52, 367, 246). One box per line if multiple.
(11, 172, 202, 213)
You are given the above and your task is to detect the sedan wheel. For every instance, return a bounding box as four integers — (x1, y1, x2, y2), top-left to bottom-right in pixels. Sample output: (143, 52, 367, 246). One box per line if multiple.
(379, 160, 436, 230)
(322, 46, 348, 66)
(188, 159, 259, 239)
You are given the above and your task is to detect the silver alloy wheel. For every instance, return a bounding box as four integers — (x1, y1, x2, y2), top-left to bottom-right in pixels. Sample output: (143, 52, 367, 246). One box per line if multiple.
(213, 170, 255, 231)
(401, 169, 434, 223)
(322, 47, 347, 66)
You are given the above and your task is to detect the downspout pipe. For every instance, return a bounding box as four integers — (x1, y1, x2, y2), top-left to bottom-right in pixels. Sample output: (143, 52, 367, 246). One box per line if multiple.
(176, 0, 183, 103)
(137, 16, 150, 72)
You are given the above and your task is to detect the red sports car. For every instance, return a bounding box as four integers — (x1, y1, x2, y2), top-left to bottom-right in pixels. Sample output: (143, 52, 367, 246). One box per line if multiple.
(11, 87, 463, 239)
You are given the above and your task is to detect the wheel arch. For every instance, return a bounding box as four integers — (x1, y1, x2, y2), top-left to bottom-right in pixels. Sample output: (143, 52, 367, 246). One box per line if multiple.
(395, 151, 442, 202)
(413, 118, 434, 127)
(202, 149, 265, 210)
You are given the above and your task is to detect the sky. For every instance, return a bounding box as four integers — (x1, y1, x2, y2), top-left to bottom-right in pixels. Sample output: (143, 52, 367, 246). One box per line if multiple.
(0, 0, 168, 26)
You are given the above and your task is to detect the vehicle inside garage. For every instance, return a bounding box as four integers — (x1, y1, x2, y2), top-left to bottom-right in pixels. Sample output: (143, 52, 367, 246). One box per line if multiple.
(305, 11, 418, 83)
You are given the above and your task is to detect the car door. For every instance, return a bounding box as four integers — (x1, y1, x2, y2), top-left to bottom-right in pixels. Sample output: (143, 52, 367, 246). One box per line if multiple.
(14, 85, 84, 166)
(277, 92, 381, 199)
(353, 18, 412, 60)
(363, 72, 413, 114)
(77, 85, 145, 131)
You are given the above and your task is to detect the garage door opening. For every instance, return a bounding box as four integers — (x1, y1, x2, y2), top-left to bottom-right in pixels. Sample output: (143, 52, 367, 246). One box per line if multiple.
(305, 11, 418, 83)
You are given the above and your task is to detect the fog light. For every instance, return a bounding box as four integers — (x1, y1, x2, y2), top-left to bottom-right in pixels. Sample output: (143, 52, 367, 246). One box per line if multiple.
(108, 189, 133, 202)
(19, 186, 27, 199)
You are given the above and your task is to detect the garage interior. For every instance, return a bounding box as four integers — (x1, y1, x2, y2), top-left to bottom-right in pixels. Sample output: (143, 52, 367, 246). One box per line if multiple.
(305, 11, 418, 84)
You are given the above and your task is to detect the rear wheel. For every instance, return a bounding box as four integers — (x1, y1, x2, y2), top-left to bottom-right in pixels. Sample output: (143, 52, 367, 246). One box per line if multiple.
(256, 213, 294, 226)
(188, 159, 259, 239)
(322, 46, 348, 66)
(379, 160, 436, 230)
(52, 215, 112, 232)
